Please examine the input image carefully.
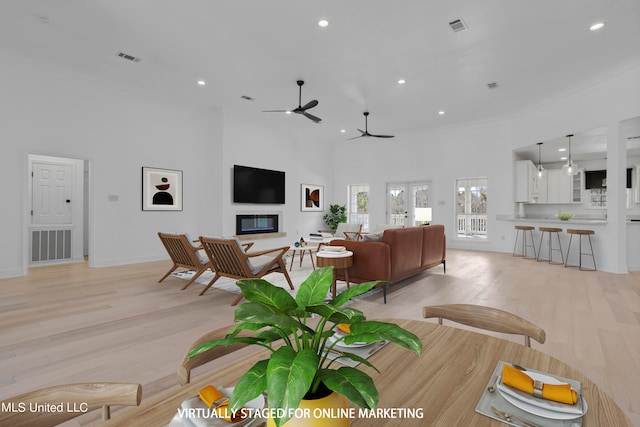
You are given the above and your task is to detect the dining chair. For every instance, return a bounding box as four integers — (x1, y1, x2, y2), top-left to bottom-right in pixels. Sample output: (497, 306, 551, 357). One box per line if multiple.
(0, 382, 141, 427)
(157, 232, 212, 290)
(198, 236, 294, 303)
(422, 304, 546, 347)
(177, 325, 255, 386)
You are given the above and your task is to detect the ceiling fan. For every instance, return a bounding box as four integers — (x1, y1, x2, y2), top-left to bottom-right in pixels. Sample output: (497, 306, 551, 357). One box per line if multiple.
(262, 80, 321, 123)
(348, 112, 395, 140)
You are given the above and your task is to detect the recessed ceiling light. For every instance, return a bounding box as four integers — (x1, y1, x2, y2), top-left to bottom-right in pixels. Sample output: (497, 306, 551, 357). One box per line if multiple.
(197, 80, 206, 86)
(397, 79, 406, 84)
(285, 111, 292, 115)
(558, 148, 567, 152)
(340, 129, 346, 133)
(318, 19, 329, 28)
(438, 110, 445, 115)
(589, 22, 605, 31)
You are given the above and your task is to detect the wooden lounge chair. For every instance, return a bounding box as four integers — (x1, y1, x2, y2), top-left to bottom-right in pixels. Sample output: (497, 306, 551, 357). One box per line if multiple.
(422, 304, 546, 347)
(198, 236, 294, 304)
(177, 325, 254, 385)
(157, 232, 211, 290)
(0, 382, 141, 426)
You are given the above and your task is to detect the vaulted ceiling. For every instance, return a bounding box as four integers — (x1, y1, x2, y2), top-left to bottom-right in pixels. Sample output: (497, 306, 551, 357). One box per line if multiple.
(1, 1, 639, 144)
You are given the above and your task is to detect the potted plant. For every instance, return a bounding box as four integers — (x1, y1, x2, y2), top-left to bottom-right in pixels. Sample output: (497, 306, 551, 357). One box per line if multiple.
(322, 204, 347, 231)
(189, 267, 422, 427)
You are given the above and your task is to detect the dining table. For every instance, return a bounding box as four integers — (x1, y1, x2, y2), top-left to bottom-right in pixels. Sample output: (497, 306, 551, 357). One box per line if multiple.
(101, 319, 632, 427)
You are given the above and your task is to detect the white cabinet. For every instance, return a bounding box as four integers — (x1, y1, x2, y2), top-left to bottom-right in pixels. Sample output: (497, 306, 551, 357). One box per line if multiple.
(572, 170, 583, 203)
(515, 160, 538, 203)
(546, 169, 572, 204)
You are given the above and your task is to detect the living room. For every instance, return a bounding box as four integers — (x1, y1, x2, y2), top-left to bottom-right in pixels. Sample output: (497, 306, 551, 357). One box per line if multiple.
(1, 2, 639, 425)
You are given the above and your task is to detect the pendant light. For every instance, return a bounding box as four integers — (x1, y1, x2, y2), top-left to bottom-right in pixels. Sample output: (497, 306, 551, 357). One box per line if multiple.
(536, 142, 546, 178)
(562, 134, 578, 176)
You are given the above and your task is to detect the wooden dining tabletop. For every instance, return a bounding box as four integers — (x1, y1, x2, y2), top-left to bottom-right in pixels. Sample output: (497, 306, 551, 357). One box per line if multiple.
(102, 319, 632, 427)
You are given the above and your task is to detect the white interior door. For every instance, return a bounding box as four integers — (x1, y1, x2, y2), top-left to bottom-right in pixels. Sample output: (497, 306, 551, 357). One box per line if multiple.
(32, 162, 73, 225)
(386, 182, 430, 226)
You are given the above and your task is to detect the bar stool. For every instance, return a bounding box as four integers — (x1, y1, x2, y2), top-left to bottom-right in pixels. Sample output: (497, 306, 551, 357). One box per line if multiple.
(513, 225, 536, 259)
(537, 227, 564, 265)
(564, 229, 596, 271)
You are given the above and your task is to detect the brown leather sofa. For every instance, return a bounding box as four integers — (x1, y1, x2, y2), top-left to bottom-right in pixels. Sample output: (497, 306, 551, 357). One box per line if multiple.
(329, 225, 446, 303)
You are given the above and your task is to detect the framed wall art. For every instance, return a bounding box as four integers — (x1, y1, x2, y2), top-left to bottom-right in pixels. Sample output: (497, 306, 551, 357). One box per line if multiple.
(301, 183, 323, 211)
(142, 167, 183, 211)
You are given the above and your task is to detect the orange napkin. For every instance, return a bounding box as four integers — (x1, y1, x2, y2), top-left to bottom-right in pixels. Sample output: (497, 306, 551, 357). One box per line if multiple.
(198, 385, 225, 408)
(337, 324, 351, 334)
(502, 364, 578, 405)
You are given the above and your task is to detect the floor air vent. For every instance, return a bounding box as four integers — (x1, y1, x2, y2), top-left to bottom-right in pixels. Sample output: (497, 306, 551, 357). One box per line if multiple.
(31, 229, 72, 263)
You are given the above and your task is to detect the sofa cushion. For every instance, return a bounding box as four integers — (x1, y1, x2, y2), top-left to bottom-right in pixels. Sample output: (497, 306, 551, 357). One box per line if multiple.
(383, 227, 423, 281)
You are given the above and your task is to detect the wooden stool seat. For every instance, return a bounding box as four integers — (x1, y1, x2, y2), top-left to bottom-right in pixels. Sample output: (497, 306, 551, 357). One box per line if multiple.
(567, 229, 595, 235)
(565, 229, 596, 271)
(537, 227, 564, 264)
(539, 227, 562, 233)
(513, 225, 536, 259)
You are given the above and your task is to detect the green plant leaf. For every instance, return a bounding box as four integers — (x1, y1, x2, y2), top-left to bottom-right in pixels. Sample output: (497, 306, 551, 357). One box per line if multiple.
(295, 267, 333, 307)
(188, 336, 265, 359)
(349, 321, 423, 355)
(234, 302, 307, 334)
(267, 347, 319, 427)
(229, 359, 268, 412)
(237, 279, 298, 311)
(317, 367, 378, 409)
(322, 349, 380, 374)
(330, 281, 383, 307)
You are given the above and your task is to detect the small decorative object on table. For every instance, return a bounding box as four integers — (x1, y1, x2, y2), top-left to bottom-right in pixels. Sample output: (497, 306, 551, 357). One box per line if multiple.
(188, 267, 422, 427)
(556, 213, 574, 221)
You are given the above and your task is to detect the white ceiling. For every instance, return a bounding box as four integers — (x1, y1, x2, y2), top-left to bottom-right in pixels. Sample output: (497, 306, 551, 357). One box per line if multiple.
(1, 1, 639, 145)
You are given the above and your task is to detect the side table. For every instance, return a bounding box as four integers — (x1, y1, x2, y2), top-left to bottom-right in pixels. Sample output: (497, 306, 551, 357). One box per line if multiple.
(316, 250, 353, 298)
(288, 245, 316, 271)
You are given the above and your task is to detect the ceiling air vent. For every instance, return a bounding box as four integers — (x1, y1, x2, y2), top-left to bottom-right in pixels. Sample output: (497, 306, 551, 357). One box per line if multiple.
(117, 52, 141, 63)
(448, 18, 467, 32)
(487, 82, 499, 89)
(241, 95, 255, 101)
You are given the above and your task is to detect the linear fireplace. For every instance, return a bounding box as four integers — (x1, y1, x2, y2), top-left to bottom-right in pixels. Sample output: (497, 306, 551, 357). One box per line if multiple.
(236, 214, 279, 235)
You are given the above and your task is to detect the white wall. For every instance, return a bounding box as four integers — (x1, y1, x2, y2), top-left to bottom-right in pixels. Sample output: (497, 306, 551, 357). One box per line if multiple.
(2, 49, 639, 278)
(0, 50, 224, 277)
(221, 111, 334, 250)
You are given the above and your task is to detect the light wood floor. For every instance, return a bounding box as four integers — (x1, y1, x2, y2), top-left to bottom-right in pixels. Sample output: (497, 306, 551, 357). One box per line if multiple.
(1, 249, 638, 426)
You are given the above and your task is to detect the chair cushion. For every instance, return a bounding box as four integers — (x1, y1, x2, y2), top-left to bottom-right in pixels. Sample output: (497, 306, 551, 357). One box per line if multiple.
(363, 232, 384, 242)
(248, 254, 279, 275)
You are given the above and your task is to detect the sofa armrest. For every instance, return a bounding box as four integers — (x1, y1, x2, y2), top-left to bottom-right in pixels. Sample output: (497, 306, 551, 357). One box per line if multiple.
(329, 239, 391, 282)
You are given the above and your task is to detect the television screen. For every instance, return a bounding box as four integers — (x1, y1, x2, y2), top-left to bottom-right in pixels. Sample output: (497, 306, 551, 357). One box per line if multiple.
(233, 165, 285, 204)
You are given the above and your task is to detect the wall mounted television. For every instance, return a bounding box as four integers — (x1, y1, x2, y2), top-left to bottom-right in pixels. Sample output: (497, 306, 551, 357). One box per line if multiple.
(233, 164, 285, 204)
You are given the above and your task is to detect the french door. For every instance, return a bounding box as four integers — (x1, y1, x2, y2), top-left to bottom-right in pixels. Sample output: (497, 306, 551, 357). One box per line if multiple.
(386, 182, 430, 227)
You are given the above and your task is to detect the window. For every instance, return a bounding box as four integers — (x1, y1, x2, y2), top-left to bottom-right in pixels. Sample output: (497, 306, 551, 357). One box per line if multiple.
(456, 178, 488, 237)
(348, 184, 369, 232)
(588, 188, 607, 208)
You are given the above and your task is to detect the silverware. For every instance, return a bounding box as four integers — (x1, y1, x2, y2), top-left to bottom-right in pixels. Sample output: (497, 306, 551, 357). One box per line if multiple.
(491, 406, 540, 427)
(487, 375, 498, 393)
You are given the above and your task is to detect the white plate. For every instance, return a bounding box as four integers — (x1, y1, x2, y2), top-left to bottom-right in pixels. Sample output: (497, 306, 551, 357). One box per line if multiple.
(179, 387, 265, 427)
(497, 374, 587, 420)
(327, 332, 370, 348)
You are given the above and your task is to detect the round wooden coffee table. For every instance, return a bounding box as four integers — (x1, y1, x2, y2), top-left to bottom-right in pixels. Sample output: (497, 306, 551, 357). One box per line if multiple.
(315, 250, 353, 298)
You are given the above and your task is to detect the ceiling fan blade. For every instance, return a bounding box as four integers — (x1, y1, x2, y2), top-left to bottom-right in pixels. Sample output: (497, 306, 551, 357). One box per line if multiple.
(371, 134, 395, 138)
(262, 109, 289, 113)
(347, 135, 365, 141)
(303, 112, 322, 123)
(300, 99, 318, 111)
